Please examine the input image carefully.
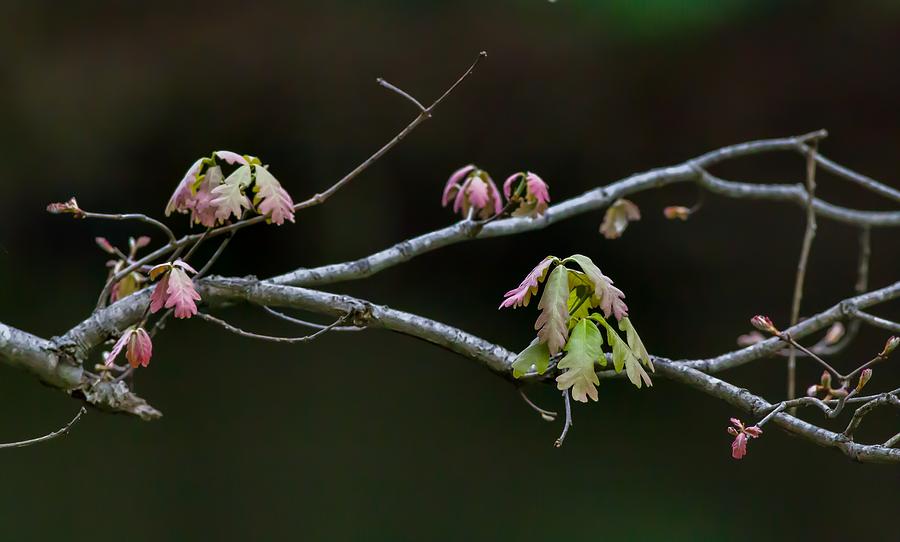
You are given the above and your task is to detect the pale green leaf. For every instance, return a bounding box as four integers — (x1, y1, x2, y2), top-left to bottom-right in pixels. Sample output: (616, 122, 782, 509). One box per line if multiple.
(556, 318, 604, 402)
(566, 254, 629, 321)
(210, 164, 252, 221)
(619, 317, 653, 372)
(511, 337, 551, 378)
(535, 265, 570, 355)
(593, 314, 651, 389)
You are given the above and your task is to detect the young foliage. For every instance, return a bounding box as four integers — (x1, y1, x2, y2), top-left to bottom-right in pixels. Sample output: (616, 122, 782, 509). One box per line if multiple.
(253, 165, 296, 225)
(149, 260, 201, 319)
(441, 165, 503, 219)
(727, 418, 763, 460)
(211, 164, 253, 222)
(511, 337, 551, 378)
(105, 327, 153, 369)
(503, 172, 550, 218)
(556, 318, 605, 402)
(600, 198, 641, 239)
(565, 254, 628, 321)
(502, 254, 652, 396)
(535, 265, 571, 355)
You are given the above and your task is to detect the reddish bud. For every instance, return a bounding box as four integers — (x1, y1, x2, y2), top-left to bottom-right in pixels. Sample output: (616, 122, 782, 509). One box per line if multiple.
(46, 197, 84, 218)
(663, 206, 691, 221)
(95, 237, 116, 254)
(750, 315, 778, 334)
(819, 371, 832, 389)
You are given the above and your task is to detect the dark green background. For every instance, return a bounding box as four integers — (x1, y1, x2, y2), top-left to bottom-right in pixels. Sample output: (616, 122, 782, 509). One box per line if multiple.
(1, 1, 898, 540)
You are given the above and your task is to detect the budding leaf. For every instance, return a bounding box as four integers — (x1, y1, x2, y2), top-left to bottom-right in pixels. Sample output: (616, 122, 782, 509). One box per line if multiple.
(599, 198, 641, 239)
(253, 165, 295, 225)
(566, 254, 628, 320)
(165, 267, 201, 319)
(535, 265, 570, 355)
(511, 337, 551, 378)
(499, 257, 556, 309)
(593, 314, 651, 388)
(210, 164, 253, 222)
(556, 318, 604, 402)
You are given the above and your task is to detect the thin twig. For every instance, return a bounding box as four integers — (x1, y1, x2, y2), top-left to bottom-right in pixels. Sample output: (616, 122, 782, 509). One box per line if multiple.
(377, 78, 428, 113)
(554, 390, 573, 448)
(262, 306, 362, 332)
(788, 140, 820, 403)
(196, 311, 351, 344)
(0, 407, 86, 450)
(778, 332, 843, 380)
(843, 393, 900, 440)
(82, 212, 176, 244)
(518, 388, 557, 422)
(195, 233, 234, 279)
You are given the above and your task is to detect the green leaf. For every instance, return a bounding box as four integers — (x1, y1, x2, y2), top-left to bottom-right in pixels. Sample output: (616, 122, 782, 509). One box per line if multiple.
(511, 338, 551, 378)
(535, 265, 570, 355)
(565, 254, 629, 321)
(592, 314, 652, 389)
(620, 317, 653, 372)
(566, 286, 594, 330)
(556, 318, 604, 402)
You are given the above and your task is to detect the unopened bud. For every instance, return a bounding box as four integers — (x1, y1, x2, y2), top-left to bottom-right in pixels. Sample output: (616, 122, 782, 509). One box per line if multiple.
(806, 384, 821, 397)
(880, 336, 899, 357)
(46, 197, 84, 218)
(856, 368, 873, 392)
(663, 206, 691, 221)
(819, 371, 831, 389)
(750, 315, 778, 334)
(95, 237, 116, 255)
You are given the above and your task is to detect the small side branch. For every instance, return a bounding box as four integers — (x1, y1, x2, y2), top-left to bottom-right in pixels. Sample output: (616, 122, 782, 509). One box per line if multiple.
(852, 310, 900, 334)
(788, 140, 820, 402)
(554, 390, 573, 448)
(262, 306, 362, 332)
(82, 211, 177, 245)
(196, 312, 351, 344)
(0, 407, 86, 450)
(843, 393, 900, 440)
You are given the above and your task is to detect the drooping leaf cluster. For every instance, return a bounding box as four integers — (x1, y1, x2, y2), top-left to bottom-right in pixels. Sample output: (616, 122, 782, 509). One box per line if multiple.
(501, 254, 654, 401)
(166, 150, 296, 227)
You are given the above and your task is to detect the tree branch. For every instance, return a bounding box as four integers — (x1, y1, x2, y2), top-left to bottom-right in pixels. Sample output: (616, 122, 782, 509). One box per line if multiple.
(0, 407, 86, 450)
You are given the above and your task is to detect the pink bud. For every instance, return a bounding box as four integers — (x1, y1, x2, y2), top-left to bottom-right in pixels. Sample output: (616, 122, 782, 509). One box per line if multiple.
(743, 426, 763, 438)
(806, 384, 821, 397)
(819, 371, 831, 389)
(750, 315, 778, 334)
(881, 336, 899, 357)
(95, 237, 116, 254)
(46, 197, 84, 218)
(126, 328, 153, 368)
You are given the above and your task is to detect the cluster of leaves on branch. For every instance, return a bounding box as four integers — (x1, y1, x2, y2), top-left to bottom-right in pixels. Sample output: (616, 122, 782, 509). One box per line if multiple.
(442, 165, 550, 219)
(166, 150, 295, 226)
(500, 254, 652, 402)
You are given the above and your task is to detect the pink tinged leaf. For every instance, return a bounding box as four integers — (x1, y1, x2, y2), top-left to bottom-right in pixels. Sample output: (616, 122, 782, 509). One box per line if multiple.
(166, 158, 204, 216)
(215, 150, 249, 165)
(104, 331, 131, 366)
(535, 265, 570, 355)
(526, 173, 550, 205)
(567, 254, 629, 320)
(744, 426, 763, 438)
(442, 165, 476, 207)
(499, 257, 555, 309)
(126, 328, 153, 368)
(165, 267, 201, 319)
(149, 272, 171, 314)
(731, 432, 748, 459)
(172, 259, 198, 275)
(253, 165, 295, 225)
(95, 237, 116, 254)
(730, 417, 743, 430)
(502, 173, 523, 199)
(467, 177, 491, 210)
(210, 164, 253, 222)
(189, 166, 224, 227)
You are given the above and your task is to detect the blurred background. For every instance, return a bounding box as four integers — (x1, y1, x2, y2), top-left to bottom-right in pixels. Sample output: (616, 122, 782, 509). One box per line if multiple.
(1, 0, 899, 540)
